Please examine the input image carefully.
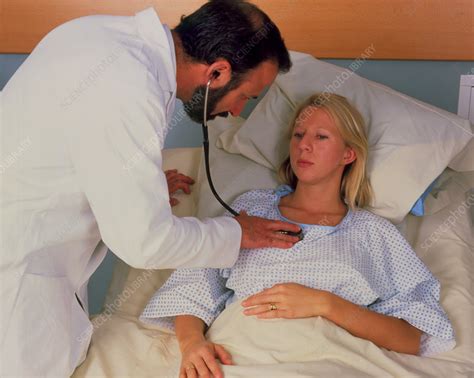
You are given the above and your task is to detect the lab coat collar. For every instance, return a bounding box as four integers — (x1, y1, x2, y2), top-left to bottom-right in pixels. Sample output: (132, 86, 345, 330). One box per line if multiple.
(135, 7, 177, 94)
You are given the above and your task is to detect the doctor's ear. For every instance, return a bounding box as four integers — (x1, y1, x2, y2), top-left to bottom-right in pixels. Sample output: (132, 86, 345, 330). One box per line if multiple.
(206, 59, 232, 87)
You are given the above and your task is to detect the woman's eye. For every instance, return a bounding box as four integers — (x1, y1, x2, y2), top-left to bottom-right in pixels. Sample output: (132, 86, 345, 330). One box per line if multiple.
(293, 132, 303, 138)
(317, 134, 328, 140)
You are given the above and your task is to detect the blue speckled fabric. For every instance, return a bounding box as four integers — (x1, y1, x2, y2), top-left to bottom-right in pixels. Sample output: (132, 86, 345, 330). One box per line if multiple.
(141, 185, 456, 356)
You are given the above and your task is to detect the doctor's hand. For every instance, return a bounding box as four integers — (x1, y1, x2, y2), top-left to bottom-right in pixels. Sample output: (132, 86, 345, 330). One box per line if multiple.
(241, 283, 333, 319)
(165, 169, 195, 207)
(179, 339, 233, 378)
(235, 211, 302, 249)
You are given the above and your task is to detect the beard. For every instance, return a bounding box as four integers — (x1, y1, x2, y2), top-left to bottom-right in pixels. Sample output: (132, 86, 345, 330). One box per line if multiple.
(182, 75, 243, 123)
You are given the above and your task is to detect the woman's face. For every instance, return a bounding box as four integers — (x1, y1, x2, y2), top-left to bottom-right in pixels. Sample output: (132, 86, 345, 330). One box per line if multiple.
(289, 107, 354, 186)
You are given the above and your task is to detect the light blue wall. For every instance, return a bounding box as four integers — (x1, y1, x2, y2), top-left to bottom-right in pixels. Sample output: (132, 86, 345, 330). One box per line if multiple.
(2, 54, 473, 314)
(0, 54, 28, 88)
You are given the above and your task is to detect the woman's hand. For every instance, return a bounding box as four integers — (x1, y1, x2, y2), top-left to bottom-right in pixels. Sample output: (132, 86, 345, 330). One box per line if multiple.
(179, 339, 233, 378)
(241, 283, 334, 319)
(165, 169, 195, 207)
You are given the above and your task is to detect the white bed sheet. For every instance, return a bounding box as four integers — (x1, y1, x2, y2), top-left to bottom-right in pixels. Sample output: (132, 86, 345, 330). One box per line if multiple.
(73, 145, 473, 377)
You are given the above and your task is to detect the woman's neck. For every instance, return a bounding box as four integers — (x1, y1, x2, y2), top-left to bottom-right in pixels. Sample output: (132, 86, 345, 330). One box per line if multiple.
(279, 181, 348, 226)
(295, 183, 345, 210)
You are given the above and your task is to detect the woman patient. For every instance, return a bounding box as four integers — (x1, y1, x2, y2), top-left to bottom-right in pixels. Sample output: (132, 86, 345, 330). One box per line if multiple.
(140, 93, 455, 377)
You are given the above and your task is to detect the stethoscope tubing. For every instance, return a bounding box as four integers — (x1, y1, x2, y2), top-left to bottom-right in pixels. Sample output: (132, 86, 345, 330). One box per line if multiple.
(202, 78, 240, 216)
(200, 78, 303, 239)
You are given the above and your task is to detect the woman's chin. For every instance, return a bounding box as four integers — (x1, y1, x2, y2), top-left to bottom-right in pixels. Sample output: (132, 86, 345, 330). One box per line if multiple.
(294, 176, 319, 186)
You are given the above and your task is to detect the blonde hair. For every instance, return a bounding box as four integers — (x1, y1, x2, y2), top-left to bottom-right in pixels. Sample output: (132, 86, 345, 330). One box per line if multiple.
(278, 92, 373, 209)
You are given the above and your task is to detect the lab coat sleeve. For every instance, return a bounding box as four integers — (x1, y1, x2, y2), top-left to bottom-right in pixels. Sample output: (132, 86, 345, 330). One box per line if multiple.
(64, 80, 241, 269)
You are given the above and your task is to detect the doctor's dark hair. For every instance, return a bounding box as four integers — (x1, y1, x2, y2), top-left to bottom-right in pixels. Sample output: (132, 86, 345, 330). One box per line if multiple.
(174, 0, 291, 86)
(279, 93, 373, 210)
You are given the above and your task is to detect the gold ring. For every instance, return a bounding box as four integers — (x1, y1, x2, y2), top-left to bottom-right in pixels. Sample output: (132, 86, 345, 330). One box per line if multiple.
(185, 365, 196, 371)
(269, 303, 277, 311)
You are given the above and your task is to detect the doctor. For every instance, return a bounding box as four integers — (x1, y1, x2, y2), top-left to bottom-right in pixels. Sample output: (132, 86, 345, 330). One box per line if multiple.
(0, 0, 301, 375)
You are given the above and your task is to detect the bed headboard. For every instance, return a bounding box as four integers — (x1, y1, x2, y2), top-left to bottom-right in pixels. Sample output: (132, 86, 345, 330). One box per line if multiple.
(0, 0, 472, 60)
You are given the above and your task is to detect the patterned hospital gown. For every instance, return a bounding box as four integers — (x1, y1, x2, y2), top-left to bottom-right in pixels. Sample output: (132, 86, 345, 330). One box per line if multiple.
(140, 185, 456, 357)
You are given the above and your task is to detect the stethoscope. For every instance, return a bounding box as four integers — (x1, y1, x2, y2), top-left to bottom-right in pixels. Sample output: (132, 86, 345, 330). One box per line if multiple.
(200, 73, 303, 240)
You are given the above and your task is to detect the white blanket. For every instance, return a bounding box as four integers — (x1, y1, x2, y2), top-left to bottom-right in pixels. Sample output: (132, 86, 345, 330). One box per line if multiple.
(73, 297, 472, 377)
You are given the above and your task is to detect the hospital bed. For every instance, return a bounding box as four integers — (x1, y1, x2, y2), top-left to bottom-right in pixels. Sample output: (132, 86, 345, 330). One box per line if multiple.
(70, 49, 473, 375)
(72, 107, 473, 377)
(2, 1, 473, 376)
(70, 47, 473, 373)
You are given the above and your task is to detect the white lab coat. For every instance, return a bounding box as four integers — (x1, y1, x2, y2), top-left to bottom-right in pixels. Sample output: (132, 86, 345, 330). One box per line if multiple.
(0, 8, 241, 376)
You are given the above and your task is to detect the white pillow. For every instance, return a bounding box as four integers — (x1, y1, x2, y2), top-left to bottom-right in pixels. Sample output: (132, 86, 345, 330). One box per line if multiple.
(217, 51, 473, 223)
(196, 116, 278, 219)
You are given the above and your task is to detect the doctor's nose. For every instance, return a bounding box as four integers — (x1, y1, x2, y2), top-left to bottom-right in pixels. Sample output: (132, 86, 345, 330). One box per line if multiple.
(229, 101, 246, 117)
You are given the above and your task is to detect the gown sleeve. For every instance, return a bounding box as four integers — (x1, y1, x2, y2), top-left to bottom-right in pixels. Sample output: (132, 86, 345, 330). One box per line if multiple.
(139, 192, 258, 330)
(139, 268, 232, 331)
(366, 217, 456, 356)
